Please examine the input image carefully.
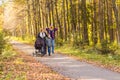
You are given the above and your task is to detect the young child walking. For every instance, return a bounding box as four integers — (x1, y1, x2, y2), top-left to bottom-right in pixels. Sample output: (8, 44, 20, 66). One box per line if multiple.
(46, 34, 52, 56)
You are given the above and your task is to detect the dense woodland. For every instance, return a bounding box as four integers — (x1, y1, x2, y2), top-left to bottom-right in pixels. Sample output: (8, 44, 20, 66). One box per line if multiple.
(2, 0, 120, 54)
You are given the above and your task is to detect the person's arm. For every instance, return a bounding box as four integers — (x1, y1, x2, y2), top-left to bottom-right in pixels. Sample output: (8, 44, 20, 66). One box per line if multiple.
(45, 32, 48, 37)
(54, 27, 58, 31)
(37, 32, 40, 38)
(46, 28, 50, 32)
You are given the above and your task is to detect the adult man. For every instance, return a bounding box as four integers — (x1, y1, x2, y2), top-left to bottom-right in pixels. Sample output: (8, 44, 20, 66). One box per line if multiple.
(46, 26, 58, 54)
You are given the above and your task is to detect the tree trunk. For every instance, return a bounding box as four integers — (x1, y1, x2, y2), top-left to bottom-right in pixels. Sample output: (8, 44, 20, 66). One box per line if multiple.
(93, 0, 98, 45)
(98, 0, 104, 43)
(81, 0, 89, 45)
(112, 0, 120, 43)
(107, 0, 114, 42)
(63, 0, 67, 41)
(55, 0, 63, 39)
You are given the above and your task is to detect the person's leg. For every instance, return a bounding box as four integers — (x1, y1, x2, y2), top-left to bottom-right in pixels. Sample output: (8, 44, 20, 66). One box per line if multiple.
(51, 39, 55, 54)
(44, 43, 47, 54)
(43, 38, 47, 55)
(48, 46, 51, 56)
(41, 39, 45, 55)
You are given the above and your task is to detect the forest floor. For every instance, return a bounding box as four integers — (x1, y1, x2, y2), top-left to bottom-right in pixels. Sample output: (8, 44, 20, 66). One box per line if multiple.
(0, 49, 69, 80)
(0, 47, 70, 80)
(9, 40, 120, 80)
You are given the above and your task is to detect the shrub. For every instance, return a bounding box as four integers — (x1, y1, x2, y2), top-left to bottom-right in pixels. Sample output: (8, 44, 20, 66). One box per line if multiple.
(97, 40, 118, 54)
(56, 38, 63, 46)
(0, 31, 6, 54)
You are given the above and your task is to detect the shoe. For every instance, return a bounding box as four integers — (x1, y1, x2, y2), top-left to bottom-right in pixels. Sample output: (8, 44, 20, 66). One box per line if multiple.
(48, 53, 51, 56)
(40, 53, 45, 57)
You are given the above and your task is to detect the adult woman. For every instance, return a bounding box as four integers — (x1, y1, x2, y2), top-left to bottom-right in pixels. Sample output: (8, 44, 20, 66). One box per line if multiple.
(37, 28, 47, 55)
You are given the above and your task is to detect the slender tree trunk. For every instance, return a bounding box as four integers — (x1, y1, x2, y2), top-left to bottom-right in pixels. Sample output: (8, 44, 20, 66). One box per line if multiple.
(26, 0, 32, 35)
(103, 0, 107, 41)
(32, 0, 37, 36)
(48, 0, 51, 25)
(51, 0, 55, 27)
(38, 0, 42, 29)
(55, 0, 63, 39)
(106, 0, 114, 42)
(93, 0, 98, 45)
(81, 0, 89, 45)
(66, 0, 70, 41)
(78, 0, 81, 38)
(63, 0, 67, 41)
(112, 0, 120, 43)
(99, 0, 104, 42)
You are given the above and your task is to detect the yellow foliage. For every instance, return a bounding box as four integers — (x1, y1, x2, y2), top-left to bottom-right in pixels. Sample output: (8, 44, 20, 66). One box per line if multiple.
(14, 58, 24, 64)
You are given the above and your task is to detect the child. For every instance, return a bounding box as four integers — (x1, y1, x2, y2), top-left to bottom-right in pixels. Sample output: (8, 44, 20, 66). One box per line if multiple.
(46, 34, 52, 56)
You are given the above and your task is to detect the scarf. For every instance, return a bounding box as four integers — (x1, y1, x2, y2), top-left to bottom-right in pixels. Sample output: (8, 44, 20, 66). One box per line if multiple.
(39, 32, 46, 38)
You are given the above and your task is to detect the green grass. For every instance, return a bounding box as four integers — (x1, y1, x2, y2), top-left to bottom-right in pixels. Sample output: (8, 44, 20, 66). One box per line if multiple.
(0, 44, 26, 80)
(0, 43, 17, 61)
(0, 72, 26, 80)
(55, 44, 120, 67)
(11, 36, 35, 45)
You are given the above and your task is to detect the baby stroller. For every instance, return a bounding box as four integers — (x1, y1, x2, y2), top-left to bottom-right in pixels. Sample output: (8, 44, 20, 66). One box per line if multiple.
(33, 37, 44, 56)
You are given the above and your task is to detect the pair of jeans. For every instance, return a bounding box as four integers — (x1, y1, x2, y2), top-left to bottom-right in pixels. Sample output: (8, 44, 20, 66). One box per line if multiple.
(51, 39, 55, 54)
(48, 46, 51, 56)
(47, 39, 54, 54)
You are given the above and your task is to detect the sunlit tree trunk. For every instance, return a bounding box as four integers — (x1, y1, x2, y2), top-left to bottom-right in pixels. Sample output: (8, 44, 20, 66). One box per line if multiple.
(92, 0, 98, 45)
(63, 0, 67, 41)
(55, 0, 63, 39)
(66, 0, 70, 41)
(112, 0, 120, 43)
(107, 0, 114, 42)
(26, 0, 32, 36)
(81, 0, 89, 45)
(77, 0, 81, 38)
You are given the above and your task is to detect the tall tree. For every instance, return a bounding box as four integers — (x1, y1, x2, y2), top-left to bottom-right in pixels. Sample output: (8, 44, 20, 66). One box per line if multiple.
(81, 0, 89, 45)
(55, 0, 63, 39)
(63, 0, 67, 41)
(112, 0, 120, 43)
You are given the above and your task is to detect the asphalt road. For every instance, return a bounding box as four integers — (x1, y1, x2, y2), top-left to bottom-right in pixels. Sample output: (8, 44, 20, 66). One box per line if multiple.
(11, 41, 120, 80)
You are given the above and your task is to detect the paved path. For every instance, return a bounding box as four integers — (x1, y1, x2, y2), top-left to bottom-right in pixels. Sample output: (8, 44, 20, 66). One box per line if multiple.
(11, 41, 120, 80)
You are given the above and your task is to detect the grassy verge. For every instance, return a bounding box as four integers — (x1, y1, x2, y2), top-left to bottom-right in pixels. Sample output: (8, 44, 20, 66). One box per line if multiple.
(55, 44, 120, 73)
(10, 36, 35, 45)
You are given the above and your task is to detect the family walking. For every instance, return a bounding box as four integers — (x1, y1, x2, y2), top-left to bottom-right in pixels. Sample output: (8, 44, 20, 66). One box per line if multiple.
(34, 25, 58, 56)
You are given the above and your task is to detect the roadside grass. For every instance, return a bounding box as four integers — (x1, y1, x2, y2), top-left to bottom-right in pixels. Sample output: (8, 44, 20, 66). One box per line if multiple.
(11, 36, 35, 45)
(55, 44, 120, 72)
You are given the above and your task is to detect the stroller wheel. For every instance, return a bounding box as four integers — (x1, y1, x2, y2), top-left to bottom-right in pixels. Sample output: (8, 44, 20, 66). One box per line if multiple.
(32, 52, 35, 56)
(33, 51, 37, 57)
(35, 50, 38, 53)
